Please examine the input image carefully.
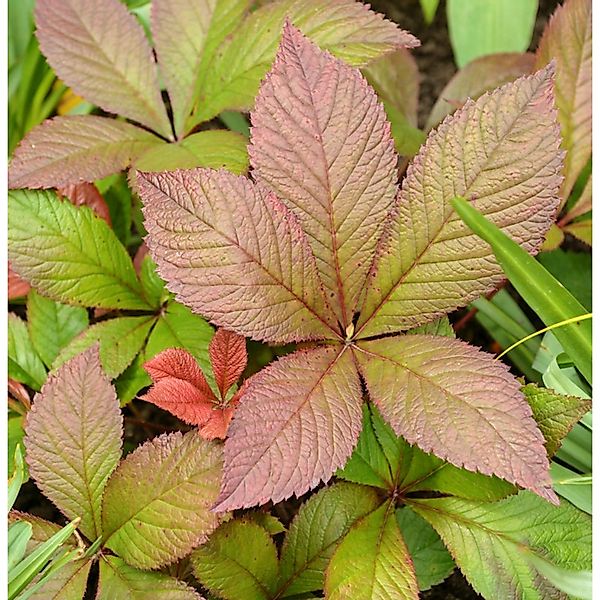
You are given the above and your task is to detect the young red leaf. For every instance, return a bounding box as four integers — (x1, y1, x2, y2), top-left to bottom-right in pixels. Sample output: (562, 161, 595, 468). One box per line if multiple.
(536, 0, 591, 201)
(8, 262, 30, 300)
(250, 22, 398, 327)
(356, 65, 562, 338)
(35, 0, 172, 138)
(209, 328, 247, 399)
(214, 346, 362, 511)
(143, 348, 234, 440)
(138, 168, 337, 343)
(354, 336, 557, 504)
(57, 183, 112, 226)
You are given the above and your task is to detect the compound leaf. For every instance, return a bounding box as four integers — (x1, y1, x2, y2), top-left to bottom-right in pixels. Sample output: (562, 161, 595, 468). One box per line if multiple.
(395, 508, 455, 591)
(251, 23, 398, 327)
(410, 491, 592, 600)
(536, 0, 592, 200)
(8, 313, 47, 391)
(53, 316, 155, 379)
(152, 0, 250, 137)
(35, 0, 172, 138)
(214, 346, 362, 511)
(191, 519, 279, 600)
(9, 189, 149, 310)
(9, 116, 160, 189)
(25, 347, 123, 540)
(522, 383, 591, 457)
(138, 168, 336, 343)
(357, 66, 562, 338)
(355, 335, 556, 503)
(192, 0, 419, 124)
(325, 501, 419, 600)
(27, 290, 89, 367)
(97, 556, 202, 600)
(276, 482, 381, 597)
(142, 348, 234, 440)
(133, 130, 249, 175)
(102, 431, 222, 569)
(427, 52, 535, 130)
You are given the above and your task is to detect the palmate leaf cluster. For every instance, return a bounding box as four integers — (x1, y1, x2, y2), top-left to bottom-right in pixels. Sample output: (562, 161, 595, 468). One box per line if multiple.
(7, 0, 593, 598)
(140, 22, 563, 511)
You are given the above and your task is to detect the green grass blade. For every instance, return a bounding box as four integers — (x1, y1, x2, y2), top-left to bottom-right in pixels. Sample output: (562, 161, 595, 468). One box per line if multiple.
(452, 197, 592, 384)
(8, 518, 80, 600)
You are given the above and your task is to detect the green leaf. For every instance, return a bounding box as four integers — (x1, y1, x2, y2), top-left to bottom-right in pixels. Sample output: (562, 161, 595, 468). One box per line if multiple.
(452, 196, 592, 384)
(8, 415, 26, 479)
(114, 301, 214, 404)
(8, 446, 27, 512)
(8, 522, 33, 573)
(146, 301, 214, 376)
(25, 347, 123, 540)
(191, 519, 279, 600)
(152, 0, 250, 138)
(190, 0, 419, 125)
(325, 501, 419, 600)
(276, 483, 380, 597)
(395, 508, 454, 591)
(551, 462, 591, 515)
(522, 383, 591, 458)
(97, 556, 201, 599)
(8, 190, 150, 310)
(138, 255, 166, 309)
(8, 314, 46, 391)
(27, 291, 89, 367)
(538, 250, 592, 310)
(370, 405, 515, 502)
(17, 559, 91, 600)
(336, 403, 393, 489)
(8, 518, 81, 600)
(419, 0, 439, 24)
(245, 512, 286, 536)
(102, 431, 222, 569)
(529, 555, 592, 600)
(134, 130, 249, 175)
(447, 0, 538, 67)
(53, 316, 156, 379)
(410, 491, 591, 599)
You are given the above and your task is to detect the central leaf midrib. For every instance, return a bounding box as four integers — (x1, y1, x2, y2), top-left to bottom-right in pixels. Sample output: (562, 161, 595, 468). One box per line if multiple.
(292, 35, 350, 330)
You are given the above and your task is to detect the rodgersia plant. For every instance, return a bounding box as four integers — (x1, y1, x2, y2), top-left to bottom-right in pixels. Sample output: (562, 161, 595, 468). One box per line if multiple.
(139, 22, 563, 512)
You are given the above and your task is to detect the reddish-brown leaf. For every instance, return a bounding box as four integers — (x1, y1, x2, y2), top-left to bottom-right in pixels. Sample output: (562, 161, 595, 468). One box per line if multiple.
(209, 329, 247, 399)
(8, 262, 30, 300)
(57, 182, 112, 226)
(143, 348, 235, 439)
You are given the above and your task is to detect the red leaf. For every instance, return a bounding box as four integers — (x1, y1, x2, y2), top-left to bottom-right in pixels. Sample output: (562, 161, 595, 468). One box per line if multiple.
(132, 243, 149, 275)
(209, 329, 247, 399)
(8, 262, 31, 300)
(143, 348, 235, 440)
(57, 183, 112, 225)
